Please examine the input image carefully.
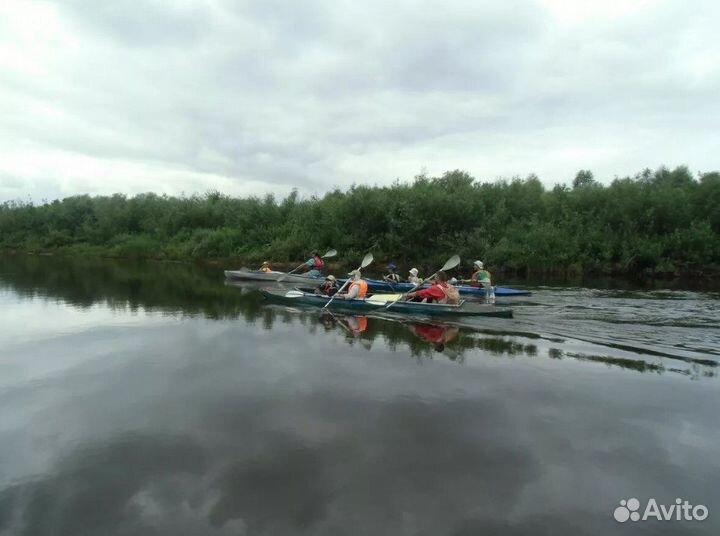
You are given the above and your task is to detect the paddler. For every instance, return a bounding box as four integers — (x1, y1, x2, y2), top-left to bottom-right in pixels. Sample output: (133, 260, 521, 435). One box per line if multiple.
(316, 275, 339, 296)
(259, 261, 272, 273)
(303, 251, 326, 277)
(470, 260, 492, 287)
(338, 269, 368, 300)
(407, 267, 421, 285)
(405, 271, 449, 303)
(383, 263, 401, 283)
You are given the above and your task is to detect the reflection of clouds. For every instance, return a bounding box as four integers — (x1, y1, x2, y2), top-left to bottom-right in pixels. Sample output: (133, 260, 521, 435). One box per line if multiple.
(1, 274, 720, 534)
(3, 376, 718, 535)
(0, 393, 541, 536)
(207, 439, 331, 533)
(0, 433, 206, 536)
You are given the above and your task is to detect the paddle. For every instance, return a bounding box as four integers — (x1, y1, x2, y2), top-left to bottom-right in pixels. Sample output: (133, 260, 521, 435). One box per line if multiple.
(366, 293, 403, 304)
(277, 249, 337, 282)
(385, 254, 461, 310)
(323, 252, 374, 308)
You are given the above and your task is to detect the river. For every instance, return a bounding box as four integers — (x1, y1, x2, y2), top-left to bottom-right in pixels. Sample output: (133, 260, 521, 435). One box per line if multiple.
(0, 255, 718, 535)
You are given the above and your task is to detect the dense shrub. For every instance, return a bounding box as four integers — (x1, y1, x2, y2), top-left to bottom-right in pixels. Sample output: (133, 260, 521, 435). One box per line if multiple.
(1, 167, 718, 275)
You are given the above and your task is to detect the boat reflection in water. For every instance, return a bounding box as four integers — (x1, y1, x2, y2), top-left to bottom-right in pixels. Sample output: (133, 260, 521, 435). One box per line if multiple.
(319, 311, 368, 335)
(0, 254, 715, 380)
(409, 323, 460, 353)
(307, 309, 717, 378)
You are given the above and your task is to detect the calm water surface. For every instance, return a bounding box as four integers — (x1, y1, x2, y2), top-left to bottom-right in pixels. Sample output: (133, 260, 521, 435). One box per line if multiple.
(0, 255, 718, 536)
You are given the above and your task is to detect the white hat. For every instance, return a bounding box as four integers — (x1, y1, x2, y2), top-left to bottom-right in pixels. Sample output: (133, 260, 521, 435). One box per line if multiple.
(409, 267, 418, 276)
(474, 260, 484, 268)
(262, 260, 270, 265)
(348, 269, 361, 277)
(326, 275, 336, 281)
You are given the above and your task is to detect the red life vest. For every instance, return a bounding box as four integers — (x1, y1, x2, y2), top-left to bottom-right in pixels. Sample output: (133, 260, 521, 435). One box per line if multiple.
(433, 282, 449, 304)
(314, 256, 325, 269)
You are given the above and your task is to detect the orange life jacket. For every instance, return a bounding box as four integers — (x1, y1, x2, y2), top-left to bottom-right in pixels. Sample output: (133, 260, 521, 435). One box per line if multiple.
(349, 279, 368, 298)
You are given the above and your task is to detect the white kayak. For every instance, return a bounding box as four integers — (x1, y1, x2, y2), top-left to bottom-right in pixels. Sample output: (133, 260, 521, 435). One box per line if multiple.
(223, 268, 324, 284)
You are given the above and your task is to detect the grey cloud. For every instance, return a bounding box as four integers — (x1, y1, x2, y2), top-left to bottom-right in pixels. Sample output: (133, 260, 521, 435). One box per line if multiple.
(1, 0, 719, 201)
(60, 0, 213, 47)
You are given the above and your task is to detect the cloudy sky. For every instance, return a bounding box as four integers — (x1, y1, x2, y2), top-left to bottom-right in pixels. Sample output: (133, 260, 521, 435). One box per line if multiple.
(1, 0, 719, 202)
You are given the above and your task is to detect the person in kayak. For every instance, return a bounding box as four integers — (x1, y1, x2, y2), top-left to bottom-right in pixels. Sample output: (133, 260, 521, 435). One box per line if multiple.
(405, 271, 449, 303)
(259, 261, 272, 273)
(407, 267, 421, 285)
(316, 275, 339, 296)
(470, 260, 492, 287)
(303, 251, 326, 277)
(338, 269, 368, 300)
(383, 263, 401, 283)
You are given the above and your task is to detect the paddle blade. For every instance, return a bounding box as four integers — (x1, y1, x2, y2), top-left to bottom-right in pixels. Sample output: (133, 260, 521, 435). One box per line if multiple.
(366, 293, 403, 304)
(323, 249, 337, 258)
(360, 252, 374, 268)
(441, 254, 461, 272)
(285, 290, 305, 298)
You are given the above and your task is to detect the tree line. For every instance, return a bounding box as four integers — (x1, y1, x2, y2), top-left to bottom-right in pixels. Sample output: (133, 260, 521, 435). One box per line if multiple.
(1, 166, 718, 276)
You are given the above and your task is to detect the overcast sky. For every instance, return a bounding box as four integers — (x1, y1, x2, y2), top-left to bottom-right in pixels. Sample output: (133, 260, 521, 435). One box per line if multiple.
(1, 0, 719, 202)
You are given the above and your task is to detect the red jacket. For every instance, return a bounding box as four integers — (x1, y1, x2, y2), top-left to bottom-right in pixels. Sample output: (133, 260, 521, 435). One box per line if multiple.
(415, 282, 448, 303)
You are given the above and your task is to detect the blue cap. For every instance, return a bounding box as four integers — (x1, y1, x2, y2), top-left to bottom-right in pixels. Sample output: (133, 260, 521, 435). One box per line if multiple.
(387, 263, 398, 270)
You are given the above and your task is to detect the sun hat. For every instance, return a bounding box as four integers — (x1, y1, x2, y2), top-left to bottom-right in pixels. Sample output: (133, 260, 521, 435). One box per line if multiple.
(409, 267, 418, 276)
(387, 262, 398, 270)
(326, 275, 336, 281)
(348, 269, 361, 277)
(474, 260, 484, 269)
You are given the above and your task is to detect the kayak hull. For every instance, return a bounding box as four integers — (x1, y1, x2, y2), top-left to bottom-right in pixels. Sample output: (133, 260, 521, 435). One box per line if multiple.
(260, 289, 513, 318)
(355, 278, 531, 297)
(224, 269, 323, 285)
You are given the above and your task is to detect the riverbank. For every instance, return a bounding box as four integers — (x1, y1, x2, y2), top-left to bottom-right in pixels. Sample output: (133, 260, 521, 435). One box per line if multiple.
(2, 168, 719, 277)
(4, 249, 720, 290)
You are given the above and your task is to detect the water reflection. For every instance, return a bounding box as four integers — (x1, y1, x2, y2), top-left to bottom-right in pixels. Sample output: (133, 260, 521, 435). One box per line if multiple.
(0, 254, 716, 381)
(0, 254, 262, 320)
(1, 255, 720, 535)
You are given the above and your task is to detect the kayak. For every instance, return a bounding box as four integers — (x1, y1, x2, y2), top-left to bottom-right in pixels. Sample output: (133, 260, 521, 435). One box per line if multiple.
(224, 268, 323, 285)
(356, 278, 531, 297)
(224, 269, 531, 297)
(260, 289, 513, 318)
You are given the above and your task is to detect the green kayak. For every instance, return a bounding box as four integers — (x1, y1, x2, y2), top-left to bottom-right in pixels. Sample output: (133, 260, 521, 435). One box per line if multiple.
(260, 289, 513, 318)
